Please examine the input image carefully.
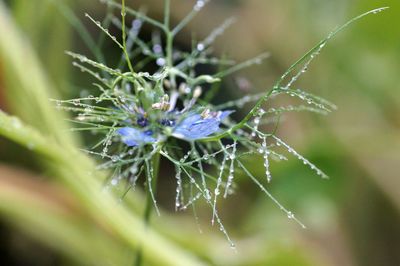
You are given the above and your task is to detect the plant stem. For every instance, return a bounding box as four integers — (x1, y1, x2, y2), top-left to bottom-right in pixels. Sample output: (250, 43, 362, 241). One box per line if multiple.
(164, 0, 176, 90)
(166, 32, 176, 88)
(134, 152, 161, 266)
(121, 0, 135, 74)
(164, 0, 170, 28)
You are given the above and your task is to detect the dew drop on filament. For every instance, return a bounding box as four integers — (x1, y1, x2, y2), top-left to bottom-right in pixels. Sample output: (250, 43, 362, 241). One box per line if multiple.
(197, 43, 205, 51)
(194, 0, 205, 11)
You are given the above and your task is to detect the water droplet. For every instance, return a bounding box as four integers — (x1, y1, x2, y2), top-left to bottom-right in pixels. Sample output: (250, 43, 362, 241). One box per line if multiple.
(56, 100, 62, 110)
(194, 0, 205, 11)
(84, 107, 92, 114)
(197, 43, 205, 51)
(111, 155, 119, 162)
(205, 189, 211, 200)
(156, 58, 166, 66)
(372, 8, 385, 14)
(130, 166, 138, 174)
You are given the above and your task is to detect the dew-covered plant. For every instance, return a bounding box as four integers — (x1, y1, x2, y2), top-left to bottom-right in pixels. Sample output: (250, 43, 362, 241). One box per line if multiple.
(53, 0, 387, 254)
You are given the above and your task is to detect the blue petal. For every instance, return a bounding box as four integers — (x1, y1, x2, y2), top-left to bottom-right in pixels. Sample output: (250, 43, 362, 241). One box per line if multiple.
(117, 127, 156, 147)
(173, 111, 232, 140)
(219, 110, 234, 120)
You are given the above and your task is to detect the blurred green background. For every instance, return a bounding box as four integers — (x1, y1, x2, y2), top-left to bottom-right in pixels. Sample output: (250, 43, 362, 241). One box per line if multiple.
(0, 0, 399, 265)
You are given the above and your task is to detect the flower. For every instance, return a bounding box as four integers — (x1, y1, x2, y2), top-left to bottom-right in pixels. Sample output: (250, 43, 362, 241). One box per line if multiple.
(116, 110, 233, 146)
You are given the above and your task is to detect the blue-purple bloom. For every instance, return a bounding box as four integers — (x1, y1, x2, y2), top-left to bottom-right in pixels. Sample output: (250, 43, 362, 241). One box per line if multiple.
(117, 110, 232, 146)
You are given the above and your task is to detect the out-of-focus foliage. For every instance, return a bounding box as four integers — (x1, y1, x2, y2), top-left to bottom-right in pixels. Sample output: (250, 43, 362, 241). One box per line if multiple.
(0, 0, 399, 266)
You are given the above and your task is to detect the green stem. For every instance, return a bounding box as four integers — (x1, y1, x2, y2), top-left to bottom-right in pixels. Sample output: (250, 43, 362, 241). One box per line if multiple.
(164, 0, 170, 28)
(135, 152, 161, 266)
(121, 0, 135, 74)
(164, 0, 176, 90)
(166, 32, 176, 88)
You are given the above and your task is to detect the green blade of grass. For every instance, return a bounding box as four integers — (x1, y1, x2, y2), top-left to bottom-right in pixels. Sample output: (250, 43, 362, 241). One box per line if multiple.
(0, 2, 77, 148)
